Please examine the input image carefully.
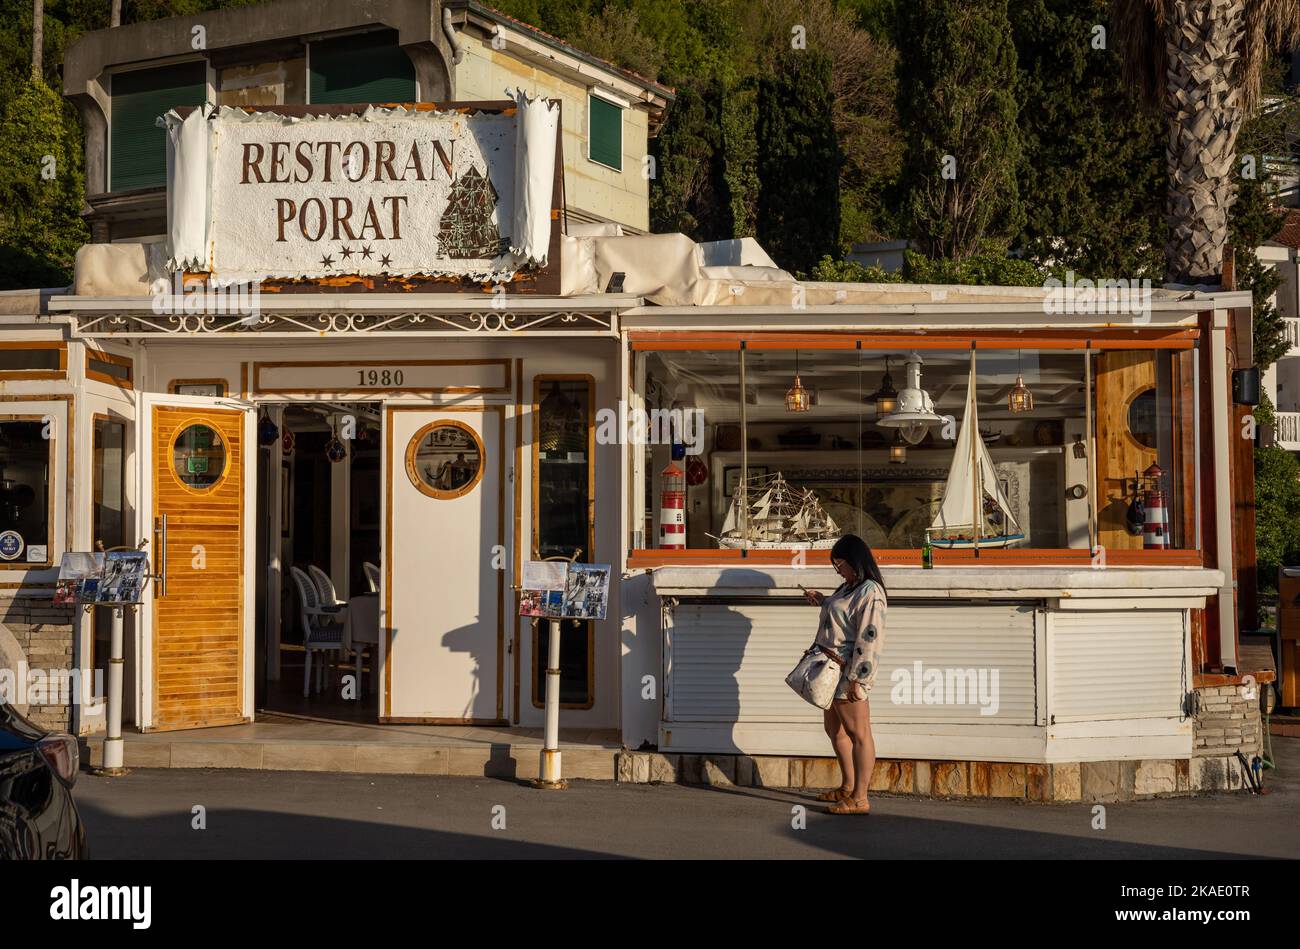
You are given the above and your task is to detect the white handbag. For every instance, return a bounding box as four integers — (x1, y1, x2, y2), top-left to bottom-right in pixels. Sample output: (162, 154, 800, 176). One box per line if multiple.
(785, 644, 844, 709)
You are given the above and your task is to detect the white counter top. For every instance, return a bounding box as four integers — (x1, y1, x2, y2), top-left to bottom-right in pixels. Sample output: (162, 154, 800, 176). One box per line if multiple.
(646, 565, 1225, 601)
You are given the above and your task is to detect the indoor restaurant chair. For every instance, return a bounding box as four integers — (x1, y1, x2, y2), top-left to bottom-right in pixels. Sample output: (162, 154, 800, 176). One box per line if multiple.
(289, 565, 347, 698)
(363, 561, 381, 594)
(308, 564, 348, 610)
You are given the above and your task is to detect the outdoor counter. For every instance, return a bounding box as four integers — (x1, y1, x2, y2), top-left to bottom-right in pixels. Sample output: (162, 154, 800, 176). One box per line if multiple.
(637, 565, 1225, 762)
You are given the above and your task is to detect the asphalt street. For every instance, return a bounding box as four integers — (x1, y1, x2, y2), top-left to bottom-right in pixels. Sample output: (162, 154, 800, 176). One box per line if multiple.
(70, 737, 1300, 859)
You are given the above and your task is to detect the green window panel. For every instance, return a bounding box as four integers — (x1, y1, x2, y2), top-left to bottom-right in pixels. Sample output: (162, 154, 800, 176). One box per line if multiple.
(588, 95, 622, 171)
(309, 30, 416, 105)
(110, 62, 207, 192)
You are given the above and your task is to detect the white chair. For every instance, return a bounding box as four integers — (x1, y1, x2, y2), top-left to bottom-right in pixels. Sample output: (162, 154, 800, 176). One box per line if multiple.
(308, 564, 347, 609)
(289, 566, 346, 698)
(363, 561, 380, 593)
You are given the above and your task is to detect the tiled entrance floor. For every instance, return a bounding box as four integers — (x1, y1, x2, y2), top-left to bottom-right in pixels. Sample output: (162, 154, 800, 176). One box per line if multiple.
(82, 713, 622, 780)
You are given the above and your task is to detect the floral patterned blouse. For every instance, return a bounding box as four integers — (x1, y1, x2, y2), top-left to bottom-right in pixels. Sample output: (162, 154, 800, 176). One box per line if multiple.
(814, 578, 887, 699)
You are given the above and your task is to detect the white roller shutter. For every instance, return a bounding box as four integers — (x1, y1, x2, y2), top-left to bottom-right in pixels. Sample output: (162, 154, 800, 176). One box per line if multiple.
(665, 601, 1037, 725)
(1048, 611, 1187, 723)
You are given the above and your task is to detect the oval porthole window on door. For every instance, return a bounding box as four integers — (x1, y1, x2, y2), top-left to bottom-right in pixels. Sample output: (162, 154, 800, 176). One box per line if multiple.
(406, 420, 484, 499)
(172, 422, 227, 490)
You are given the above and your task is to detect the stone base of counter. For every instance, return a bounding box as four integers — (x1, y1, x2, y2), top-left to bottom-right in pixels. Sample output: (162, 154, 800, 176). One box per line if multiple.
(615, 751, 1261, 799)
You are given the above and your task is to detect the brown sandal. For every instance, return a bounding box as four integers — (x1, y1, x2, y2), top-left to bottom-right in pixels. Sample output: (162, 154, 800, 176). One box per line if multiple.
(815, 787, 852, 802)
(827, 797, 871, 815)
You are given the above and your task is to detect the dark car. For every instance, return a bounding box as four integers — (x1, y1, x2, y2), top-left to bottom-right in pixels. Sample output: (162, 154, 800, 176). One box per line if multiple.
(0, 703, 86, 859)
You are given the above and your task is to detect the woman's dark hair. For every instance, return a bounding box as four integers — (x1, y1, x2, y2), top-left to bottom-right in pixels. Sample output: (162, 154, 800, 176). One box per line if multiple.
(830, 534, 886, 596)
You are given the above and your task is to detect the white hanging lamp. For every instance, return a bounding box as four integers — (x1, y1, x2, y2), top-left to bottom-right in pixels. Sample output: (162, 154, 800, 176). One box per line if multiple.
(876, 351, 943, 445)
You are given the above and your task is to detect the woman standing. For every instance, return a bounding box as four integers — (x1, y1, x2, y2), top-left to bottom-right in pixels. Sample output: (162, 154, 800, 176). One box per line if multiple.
(803, 534, 887, 815)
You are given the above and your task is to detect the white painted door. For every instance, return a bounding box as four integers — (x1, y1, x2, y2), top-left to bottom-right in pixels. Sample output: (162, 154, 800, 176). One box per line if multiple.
(383, 405, 504, 723)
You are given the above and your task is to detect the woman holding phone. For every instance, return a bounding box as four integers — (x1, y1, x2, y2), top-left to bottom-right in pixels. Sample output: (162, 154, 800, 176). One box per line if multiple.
(803, 534, 887, 815)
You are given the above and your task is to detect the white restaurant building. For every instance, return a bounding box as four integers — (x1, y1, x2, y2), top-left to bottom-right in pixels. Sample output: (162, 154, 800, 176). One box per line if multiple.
(0, 0, 1274, 797)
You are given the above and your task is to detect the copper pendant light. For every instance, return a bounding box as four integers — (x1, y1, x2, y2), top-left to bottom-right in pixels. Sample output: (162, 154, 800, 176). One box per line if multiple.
(785, 350, 812, 413)
(1008, 349, 1034, 413)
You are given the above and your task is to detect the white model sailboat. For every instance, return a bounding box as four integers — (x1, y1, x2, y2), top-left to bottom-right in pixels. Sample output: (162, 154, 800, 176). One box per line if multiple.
(713, 472, 841, 549)
(927, 354, 1025, 549)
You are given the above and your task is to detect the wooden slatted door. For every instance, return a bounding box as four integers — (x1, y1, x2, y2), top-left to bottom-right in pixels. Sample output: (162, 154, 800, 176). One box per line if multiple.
(142, 396, 254, 731)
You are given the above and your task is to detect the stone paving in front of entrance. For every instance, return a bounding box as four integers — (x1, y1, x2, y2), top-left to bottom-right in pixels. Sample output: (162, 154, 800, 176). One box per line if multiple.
(82, 712, 621, 780)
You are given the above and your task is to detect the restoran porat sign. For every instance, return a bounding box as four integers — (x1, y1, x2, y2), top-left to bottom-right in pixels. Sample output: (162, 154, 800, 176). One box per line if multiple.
(166, 101, 558, 283)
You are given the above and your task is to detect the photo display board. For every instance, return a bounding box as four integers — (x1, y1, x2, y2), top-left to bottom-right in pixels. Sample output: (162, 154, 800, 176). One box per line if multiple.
(519, 561, 610, 621)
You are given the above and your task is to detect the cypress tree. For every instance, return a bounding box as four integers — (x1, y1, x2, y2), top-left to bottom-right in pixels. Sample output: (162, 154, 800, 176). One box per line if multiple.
(896, 0, 1022, 260)
(1011, 0, 1165, 280)
(755, 48, 840, 275)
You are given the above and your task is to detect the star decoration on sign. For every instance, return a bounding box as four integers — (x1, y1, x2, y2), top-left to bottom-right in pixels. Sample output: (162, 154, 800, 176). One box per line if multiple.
(360, 245, 374, 260)
(320, 255, 334, 269)
(379, 254, 393, 269)
(340, 246, 353, 260)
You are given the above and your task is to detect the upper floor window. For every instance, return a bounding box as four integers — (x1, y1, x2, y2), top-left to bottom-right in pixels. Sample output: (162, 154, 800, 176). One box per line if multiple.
(309, 29, 416, 105)
(588, 93, 623, 171)
(110, 61, 207, 192)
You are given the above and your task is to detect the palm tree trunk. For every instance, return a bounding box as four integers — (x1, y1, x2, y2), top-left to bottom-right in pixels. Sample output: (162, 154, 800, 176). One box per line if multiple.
(111, 0, 121, 28)
(1161, 0, 1245, 285)
(31, 0, 43, 78)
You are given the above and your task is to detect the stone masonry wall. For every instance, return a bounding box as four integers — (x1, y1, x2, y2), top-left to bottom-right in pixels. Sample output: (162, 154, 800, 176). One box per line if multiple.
(0, 593, 76, 733)
(1192, 684, 1262, 759)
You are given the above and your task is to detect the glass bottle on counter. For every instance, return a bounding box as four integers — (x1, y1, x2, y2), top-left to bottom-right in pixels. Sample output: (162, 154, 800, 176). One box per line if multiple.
(921, 535, 934, 570)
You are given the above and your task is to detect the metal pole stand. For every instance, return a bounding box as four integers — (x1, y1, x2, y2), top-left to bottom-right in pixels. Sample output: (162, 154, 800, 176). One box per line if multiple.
(533, 617, 568, 790)
(90, 605, 130, 777)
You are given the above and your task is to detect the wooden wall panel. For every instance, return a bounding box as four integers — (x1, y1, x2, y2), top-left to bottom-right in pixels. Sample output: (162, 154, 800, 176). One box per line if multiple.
(1095, 351, 1157, 551)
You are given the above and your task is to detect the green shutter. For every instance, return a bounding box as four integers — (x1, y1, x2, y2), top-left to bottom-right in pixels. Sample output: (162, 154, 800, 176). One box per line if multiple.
(309, 30, 416, 105)
(110, 62, 207, 192)
(588, 95, 622, 171)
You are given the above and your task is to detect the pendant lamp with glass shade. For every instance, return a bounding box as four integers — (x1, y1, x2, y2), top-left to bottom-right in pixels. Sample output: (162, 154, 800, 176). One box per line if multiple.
(871, 356, 899, 416)
(876, 351, 943, 444)
(889, 429, 907, 464)
(785, 350, 812, 413)
(1008, 349, 1034, 413)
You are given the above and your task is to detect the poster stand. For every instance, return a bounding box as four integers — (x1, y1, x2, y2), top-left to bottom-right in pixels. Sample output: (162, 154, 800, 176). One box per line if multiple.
(518, 553, 611, 790)
(59, 542, 153, 777)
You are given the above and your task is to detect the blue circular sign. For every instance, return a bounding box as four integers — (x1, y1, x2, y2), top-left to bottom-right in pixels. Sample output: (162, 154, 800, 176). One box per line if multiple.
(0, 531, 24, 561)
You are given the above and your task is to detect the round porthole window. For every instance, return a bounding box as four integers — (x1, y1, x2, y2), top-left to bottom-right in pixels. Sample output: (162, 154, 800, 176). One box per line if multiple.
(1126, 387, 1158, 450)
(172, 423, 227, 490)
(406, 421, 484, 499)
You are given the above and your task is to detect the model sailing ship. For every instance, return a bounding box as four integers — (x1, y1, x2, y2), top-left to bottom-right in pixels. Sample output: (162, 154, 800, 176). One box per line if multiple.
(927, 356, 1025, 548)
(712, 472, 841, 549)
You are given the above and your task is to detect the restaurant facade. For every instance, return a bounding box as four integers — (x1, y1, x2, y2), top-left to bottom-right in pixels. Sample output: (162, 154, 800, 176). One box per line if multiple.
(0, 0, 1273, 794)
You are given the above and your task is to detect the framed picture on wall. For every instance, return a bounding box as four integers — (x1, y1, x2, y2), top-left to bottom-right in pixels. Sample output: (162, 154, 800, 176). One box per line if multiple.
(723, 465, 769, 498)
(281, 460, 292, 536)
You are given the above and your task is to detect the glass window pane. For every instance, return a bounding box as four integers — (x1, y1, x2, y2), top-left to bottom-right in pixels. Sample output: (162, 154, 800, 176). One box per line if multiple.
(632, 342, 1191, 554)
(93, 418, 127, 550)
(0, 420, 51, 556)
(0, 348, 60, 371)
(172, 423, 227, 490)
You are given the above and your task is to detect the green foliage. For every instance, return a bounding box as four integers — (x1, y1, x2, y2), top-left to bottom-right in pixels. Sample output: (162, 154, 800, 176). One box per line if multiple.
(807, 255, 904, 283)
(756, 49, 841, 275)
(896, 0, 1023, 260)
(649, 82, 728, 238)
(1010, 0, 1165, 280)
(0, 77, 88, 288)
(809, 243, 1053, 286)
(1255, 445, 1300, 588)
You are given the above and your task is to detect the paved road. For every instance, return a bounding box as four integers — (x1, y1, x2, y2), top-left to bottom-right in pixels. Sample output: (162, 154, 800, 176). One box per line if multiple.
(73, 738, 1299, 859)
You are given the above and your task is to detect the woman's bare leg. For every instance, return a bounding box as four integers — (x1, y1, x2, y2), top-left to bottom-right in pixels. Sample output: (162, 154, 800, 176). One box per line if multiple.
(834, 697, 876, 804)
(823, 706, 854, 793)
